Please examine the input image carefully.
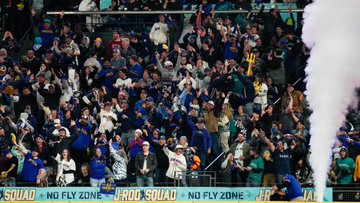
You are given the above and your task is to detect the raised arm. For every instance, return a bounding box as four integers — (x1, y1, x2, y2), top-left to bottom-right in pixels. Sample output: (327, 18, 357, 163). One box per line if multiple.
(186, 114, 197, 131)
(263, 134, 275, 152)
(17, 135, 29, 155)
(155, 53, 166, 76)
(109, 140, 127, 164)
(162, 145, 174, 157)
(173, 48, 182, 72)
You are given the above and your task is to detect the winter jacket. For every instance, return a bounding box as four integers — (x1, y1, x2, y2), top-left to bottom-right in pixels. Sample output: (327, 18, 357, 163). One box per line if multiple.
(134, 152, 157, 176)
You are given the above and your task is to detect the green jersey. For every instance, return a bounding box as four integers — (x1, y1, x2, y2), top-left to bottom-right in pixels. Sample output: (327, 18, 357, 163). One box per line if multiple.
(336, 157, 355, 184)
(248, 156, 264, 184)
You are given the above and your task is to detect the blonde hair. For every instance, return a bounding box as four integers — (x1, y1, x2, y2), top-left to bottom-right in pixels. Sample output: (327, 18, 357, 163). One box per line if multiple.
(223, 103, 233, 120)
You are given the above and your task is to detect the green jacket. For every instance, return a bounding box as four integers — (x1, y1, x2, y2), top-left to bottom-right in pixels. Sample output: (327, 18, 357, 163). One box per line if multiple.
(248, 156, 264, 184)
(231, 74, 245, 96)
(336, 157, 355, 184)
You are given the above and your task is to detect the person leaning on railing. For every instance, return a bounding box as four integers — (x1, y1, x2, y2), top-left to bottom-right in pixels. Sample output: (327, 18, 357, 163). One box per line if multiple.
(89, 147, 107, 187)
(134, 141, 157, 187)
(15, 138, 47, 187)
(54, 149, 76, 186)
(163, 144, 187, 186)
(108, 139, 128, 187)
(335, 147, 355, 185)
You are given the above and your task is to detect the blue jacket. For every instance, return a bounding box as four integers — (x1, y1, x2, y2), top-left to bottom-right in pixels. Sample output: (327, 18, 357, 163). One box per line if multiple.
(129, 63, 143, 80)
(187, 115, 211, 153)
(97, 69, 114, 95)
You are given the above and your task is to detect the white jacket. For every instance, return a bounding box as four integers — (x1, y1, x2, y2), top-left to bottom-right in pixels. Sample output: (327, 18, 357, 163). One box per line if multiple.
(99, 109, 117, 133)
(163, 147, 187, 180)
(114, 78, 132, 89)
(253, 83, 268, 108)
(55, 154, 76, 185)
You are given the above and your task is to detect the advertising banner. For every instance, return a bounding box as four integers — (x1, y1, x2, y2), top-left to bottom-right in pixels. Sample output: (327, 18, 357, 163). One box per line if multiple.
(0, 187, 332, 202)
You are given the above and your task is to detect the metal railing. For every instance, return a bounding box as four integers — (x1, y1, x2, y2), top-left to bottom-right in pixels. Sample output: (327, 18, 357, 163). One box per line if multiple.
(46, 9, 304, 15)
(46, 8, 304, 32)
(174, 171, 217, 187)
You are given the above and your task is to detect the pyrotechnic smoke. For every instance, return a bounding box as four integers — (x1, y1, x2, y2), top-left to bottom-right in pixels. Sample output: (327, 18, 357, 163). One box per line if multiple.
(302, 0, 360, 201)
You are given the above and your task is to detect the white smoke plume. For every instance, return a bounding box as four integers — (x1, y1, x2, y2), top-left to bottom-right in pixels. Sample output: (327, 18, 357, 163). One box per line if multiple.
(302, 0, 360, 201)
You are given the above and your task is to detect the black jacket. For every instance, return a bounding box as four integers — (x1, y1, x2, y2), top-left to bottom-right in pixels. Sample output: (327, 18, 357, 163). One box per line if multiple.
(145, 136, 169, 170)
(134, 152, 157, 176)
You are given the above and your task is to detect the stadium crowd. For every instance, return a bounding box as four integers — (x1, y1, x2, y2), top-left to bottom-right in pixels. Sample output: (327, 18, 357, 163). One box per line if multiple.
(0, 0, 359, 196)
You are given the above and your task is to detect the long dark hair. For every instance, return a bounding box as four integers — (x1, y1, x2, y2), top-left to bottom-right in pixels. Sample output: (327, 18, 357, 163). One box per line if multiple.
(61, 149, 72, 161)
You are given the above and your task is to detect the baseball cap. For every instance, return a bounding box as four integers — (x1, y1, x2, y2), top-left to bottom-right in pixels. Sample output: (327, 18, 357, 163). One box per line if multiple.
(339, 127, 348, 133)
(190, 34, 197, 40)
(175, 145, 183, 150)
(63, 22, 71, 28)
(129, 31, 136, 37)
(340, 147, 347, 152)
(204, 67, 212, 73)
(18, 123, 27, 129)
(164, 61, 173, 67)
(207, 100, 215, 106)
(196, 119, 204, 124)
(44, 18, 51, 24)
(135, 129, 143, 135)
(34, 37, 42, 44)
(142, 141, 150, 146)
(159, 135, 166, 140)
(3, 149, 11, 155)
(146, 97, 154, 102)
